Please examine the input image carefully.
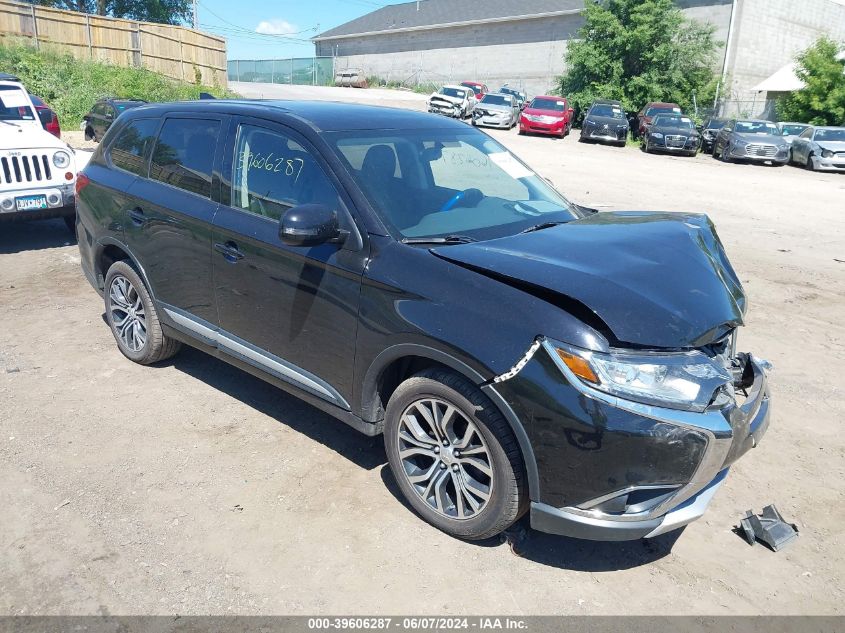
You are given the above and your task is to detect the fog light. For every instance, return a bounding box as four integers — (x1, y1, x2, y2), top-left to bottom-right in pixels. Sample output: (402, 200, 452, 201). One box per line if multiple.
(47, 193, 61, 205)
(1, 198, 13, 210)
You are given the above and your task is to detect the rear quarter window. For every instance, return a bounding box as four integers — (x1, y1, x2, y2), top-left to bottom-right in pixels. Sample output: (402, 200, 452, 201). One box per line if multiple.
(108, 118, 160, 176)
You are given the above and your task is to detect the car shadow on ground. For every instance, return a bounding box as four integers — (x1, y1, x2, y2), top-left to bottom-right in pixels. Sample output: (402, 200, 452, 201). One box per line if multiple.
(378, 465, 683, 571)
(153, 345, 683, 571)
(0, 219, 76, 254)
(165, 346, 386, 471)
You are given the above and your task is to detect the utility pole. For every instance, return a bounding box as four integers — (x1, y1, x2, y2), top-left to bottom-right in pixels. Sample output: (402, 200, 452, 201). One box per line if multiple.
(192, 0, 198, 30)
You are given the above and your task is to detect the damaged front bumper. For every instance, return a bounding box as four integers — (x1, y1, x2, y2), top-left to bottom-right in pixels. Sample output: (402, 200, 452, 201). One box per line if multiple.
(489, 339, 771, 541)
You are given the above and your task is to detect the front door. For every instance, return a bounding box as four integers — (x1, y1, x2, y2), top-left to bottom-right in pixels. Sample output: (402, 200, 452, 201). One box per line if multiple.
(123, 114, 225, 325)
(211, 118, 367, 409)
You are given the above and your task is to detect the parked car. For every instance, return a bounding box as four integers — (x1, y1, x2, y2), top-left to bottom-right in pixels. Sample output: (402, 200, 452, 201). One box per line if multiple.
(0, 78, 77, 231)
(498, 86, 526, 109)
(82, 98, 147, 142)
(460, 81, 488, 101)
(76, 100, 770, 542)
(642, 114, 700, 156)
(778, 122, 810, 146)
(699, 118, 728, 154)
(579, 100, 629, 146)
(519, 96, 574, 138)
(427, 85, 474, 119)
(30, 95, 61, 139)
(789, 126, 845, 172)
(471, 93, 519, 129)
(636, 102, 682, 138)
(712, 119, 789, 165)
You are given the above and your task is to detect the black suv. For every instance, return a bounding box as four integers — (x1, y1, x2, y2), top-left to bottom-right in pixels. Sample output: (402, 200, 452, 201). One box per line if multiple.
(82, 98, 147, 142)
(76, 100, 771, 542)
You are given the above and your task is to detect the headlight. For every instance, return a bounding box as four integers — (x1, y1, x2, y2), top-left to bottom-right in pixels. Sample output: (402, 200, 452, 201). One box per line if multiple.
(551, 342, 732, 412)
(734, 138, 748, 146)
(53, 151, 71, 168)
(822, 149, 834, 158)
(650, 132, 664, 139)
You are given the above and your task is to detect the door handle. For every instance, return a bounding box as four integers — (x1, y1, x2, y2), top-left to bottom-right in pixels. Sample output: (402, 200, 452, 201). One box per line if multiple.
(127, 207, 146, 226)
(214, 241, 244, 262)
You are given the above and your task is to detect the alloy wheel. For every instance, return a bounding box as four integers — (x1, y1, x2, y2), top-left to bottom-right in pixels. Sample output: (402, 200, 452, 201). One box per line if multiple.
(396, 398, 493, 520)
(109, 275, 147, 352)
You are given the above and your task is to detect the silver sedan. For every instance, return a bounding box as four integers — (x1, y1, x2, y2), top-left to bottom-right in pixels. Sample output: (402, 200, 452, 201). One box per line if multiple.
(789, 126, 845, 172)
(471, 93, 519, 129)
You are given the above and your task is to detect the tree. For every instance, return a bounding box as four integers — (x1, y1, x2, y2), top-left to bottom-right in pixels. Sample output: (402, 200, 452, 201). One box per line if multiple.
(558, 0, 720, 120)
(777, 37, 845, 126)
(25, 0, 192, 25)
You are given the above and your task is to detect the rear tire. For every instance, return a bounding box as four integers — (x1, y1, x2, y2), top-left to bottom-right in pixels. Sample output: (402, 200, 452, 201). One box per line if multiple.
(384, 369, 527, 540)
(104, 260, 181, 365)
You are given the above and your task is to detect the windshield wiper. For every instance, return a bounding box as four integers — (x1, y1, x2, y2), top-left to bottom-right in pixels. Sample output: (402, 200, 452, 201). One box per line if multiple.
(519, 220, 568, 234)
(401, 235, 478, 245)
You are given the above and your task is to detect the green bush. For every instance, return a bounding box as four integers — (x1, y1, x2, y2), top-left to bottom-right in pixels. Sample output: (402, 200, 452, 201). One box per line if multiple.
(0, 40, 236, 126)
(777, 37, 845, 126)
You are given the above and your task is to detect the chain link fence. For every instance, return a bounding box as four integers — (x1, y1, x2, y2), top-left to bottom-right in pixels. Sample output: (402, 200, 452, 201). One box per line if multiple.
(227, 58, 334, 86)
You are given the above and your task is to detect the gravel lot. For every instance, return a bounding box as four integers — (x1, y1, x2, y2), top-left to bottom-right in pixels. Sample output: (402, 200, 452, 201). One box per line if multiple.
(1, 86, 843, 615)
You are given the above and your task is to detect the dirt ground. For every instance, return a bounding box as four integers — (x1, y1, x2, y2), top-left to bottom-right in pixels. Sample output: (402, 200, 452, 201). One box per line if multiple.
(1, 85, 844, 616)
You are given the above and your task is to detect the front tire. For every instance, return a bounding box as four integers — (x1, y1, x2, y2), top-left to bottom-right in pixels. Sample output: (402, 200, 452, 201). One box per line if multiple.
(806, 155, 816, 171)
(104, 260, 181, 365)
(384, 369, 527, 540)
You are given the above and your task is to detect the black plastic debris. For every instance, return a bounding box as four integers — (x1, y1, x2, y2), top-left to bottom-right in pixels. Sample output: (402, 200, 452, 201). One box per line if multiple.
(739, 505, 799, 551)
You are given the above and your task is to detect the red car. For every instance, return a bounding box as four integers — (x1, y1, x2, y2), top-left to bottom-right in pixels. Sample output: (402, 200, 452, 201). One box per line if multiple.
(460, 81, 488, 101)
(30, 95, 61, 138)
(636, 102, 682, 138)
(519, 95, 574, 138)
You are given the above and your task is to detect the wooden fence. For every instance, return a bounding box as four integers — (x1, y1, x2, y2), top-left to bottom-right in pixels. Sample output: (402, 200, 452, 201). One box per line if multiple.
(0, 0, 227, 87)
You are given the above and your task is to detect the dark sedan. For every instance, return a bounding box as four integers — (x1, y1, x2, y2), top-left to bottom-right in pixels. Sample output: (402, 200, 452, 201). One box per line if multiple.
(75, 100, 770, 542)
(699, 118, 728, 154)
(642, 114, 700, 156)
(580, 100, 629, 146)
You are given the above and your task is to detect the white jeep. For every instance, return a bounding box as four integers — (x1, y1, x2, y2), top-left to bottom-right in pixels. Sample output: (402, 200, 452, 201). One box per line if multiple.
(1, 78, 77, 231)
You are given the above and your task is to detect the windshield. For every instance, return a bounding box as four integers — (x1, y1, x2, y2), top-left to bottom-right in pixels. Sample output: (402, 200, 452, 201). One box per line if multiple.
(0, 86, 36, 122)
(461, 84, 482, 95)
(814, 128, 845, 142)
(780, 124, 808, 136)
(439, 87, 466, 99)
(530, 98, 565, 112)
(326, 128, 579, 242)
(705, 118, 727, 130)
(653, 115, 694, 129)
(589, 104, 625, 119)
(735, 121, 779, 135)
(499, 88, 523, 99)
(646, 105, 681, 116)
(481, 94, 511, 106)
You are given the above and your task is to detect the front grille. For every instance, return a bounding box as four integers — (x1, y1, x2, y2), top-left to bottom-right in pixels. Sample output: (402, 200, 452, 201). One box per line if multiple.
(745, 144, 777, 157)
(0, 154, 52, 185)
(665, 135, 687, 147)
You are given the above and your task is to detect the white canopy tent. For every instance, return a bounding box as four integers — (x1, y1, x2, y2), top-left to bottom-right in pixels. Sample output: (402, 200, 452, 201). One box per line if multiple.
(753, 50, 845, 93)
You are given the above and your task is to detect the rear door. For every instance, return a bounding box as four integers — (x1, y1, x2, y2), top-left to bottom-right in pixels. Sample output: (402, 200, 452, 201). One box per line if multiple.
(123, 113, 225, 326)
(211, 117, 367, 409)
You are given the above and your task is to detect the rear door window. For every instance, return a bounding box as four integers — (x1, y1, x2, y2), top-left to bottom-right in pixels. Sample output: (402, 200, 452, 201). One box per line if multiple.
(149, 118, 221, 198)
(108, 118, 159, 176)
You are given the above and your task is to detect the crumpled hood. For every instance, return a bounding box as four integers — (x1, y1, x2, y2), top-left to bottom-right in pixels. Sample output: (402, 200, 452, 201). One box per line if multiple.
(431, 211, 746, 349)
(817, 141, 845, 152)
(429, 93, 463, 106)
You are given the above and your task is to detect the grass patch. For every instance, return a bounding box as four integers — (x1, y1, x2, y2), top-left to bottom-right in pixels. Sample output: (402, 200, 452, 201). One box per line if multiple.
(1, 40, 236, 126)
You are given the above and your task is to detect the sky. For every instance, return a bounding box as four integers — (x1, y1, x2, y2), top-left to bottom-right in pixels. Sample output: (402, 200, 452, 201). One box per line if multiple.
(196, 0, 408, 60)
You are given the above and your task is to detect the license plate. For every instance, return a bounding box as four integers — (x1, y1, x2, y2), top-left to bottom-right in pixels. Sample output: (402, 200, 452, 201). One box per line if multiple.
(15, 194, 49, 211)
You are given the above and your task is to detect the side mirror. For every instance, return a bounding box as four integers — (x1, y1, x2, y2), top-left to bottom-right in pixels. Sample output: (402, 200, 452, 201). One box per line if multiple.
(280, 203, 343, 247)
